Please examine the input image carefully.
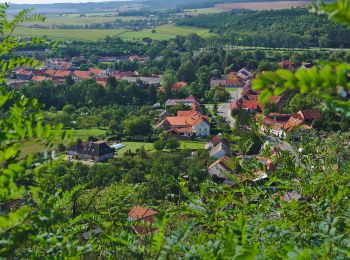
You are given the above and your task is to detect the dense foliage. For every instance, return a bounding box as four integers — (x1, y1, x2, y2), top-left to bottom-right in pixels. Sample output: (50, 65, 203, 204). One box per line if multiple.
(177, 8, 350, 48)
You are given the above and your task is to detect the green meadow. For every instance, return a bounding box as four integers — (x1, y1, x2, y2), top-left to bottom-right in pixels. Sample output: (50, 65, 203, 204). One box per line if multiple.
(14, 25, 217, 42)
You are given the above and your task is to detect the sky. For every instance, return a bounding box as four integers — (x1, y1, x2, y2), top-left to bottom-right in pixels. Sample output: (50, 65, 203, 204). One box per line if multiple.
(6, 0, 128, 4)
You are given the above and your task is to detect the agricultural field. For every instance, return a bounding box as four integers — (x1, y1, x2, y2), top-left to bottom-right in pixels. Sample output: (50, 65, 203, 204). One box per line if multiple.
(153, 25, 217, 38)
(14, 24, 216, 42)
(14, 27, 127, 41)
(181, 8, 225, 15)
(215, 1, 309, 11)
(21, 15, 147, 27)
(118, 31, 174, 41)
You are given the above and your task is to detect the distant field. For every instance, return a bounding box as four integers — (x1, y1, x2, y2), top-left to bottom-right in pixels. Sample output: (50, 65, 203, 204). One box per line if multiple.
(154, 25, 217, 38)
(22, 15, 147, 27)
(182, 8, 225, 15)
(14, 27, 126, 41)
(14, 24, 216, 42)
(215, 1, 309, 10)
(118, 31, 174, 41)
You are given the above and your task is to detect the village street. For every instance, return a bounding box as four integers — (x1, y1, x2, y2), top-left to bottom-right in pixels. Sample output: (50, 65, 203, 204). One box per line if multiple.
(217, 87, 243, 127)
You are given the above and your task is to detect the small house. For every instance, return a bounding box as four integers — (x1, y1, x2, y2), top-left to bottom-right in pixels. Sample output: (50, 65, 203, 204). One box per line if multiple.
(128, 206, 159, 235)
(67, 141, 115, 162)
(210, 142, 232, 159)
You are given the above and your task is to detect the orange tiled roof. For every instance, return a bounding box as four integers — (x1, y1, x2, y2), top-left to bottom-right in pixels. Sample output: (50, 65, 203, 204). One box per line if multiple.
(88, 68, 103, 76)
(173, 81, 187, 90)
(73, 70, 91, 79)
(128, 206, 158, 221)
(32, 76, 49, 82)
(54, 70, 71, 78)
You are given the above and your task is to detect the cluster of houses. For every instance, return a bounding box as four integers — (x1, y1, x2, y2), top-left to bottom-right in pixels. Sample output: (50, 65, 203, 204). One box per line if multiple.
(7, 55, 164, 89)
(206, 135, 276, 185)
(230, 84, 321, 138)
(210, 68, 253, 89)
(157, 96, 210, 139)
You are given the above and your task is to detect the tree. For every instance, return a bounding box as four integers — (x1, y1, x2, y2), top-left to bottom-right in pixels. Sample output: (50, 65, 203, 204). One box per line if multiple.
(123, 116, 152, 136)
(161, 70, 177, 99)
(166, 137, 180, 150)
(0, 5, 74, 257)
(176, 61, 196, 83)
(153, 140, 165, 151)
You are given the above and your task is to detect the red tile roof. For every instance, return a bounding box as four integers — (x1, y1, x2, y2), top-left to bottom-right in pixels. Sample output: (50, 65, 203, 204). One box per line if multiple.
(54, 70, 71, 78)
(73, 70, 91, 80)
(173, 81, 187, 90)
(231, 99, 262, 111)
(88, 68, 103, 76)
(128, 206, 158, 221)
(298, 109, 321, 120)
(44, 69, 57, 76)
(16, 69, 32, 76)
(96, 77, 109, 87)
(32, 76, 49, 82)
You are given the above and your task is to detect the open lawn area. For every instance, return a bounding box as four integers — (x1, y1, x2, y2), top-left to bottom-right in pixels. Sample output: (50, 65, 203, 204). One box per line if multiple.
(20, 128, 107, 157)
(70, 128, 107, 140)
(116, 140, 206, 155)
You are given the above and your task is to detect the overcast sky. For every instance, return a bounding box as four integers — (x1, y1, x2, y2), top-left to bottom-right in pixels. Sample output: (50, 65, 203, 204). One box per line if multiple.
(6, 0, 127, 4)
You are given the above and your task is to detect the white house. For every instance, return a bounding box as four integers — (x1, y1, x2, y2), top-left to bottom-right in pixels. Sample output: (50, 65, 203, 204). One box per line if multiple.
(193, 120, 210, 137)
(208, 158, 232, 180)
(209, 142, 232, 159)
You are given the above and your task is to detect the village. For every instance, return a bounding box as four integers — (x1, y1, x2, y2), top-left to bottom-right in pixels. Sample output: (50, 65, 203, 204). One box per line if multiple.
(6, 54, 325, 237)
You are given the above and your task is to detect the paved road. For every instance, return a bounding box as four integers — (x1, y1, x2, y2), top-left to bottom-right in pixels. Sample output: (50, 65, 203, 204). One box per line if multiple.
(217, 88, 243, 128)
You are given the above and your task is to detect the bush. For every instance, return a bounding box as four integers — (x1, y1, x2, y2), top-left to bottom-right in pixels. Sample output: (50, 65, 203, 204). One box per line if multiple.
(154, 140, 165, 151)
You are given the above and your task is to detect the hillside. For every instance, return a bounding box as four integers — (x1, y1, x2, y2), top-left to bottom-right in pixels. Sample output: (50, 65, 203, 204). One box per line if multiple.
(177, 8, 350, 48)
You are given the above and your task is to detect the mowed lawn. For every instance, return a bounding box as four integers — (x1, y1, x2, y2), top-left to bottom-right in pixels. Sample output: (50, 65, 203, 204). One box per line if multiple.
(20, 128, 107, 157)
(14, 27, 127, 41)
(116, 140, 206, 155)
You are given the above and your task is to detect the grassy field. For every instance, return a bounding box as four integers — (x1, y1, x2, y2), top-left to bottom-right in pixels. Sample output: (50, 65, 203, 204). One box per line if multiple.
(215, 1, 308, 11)
(118, 31, 174, 41)
(154, 25, 216, 38)
(70, 128, 107, 140)
(182, 8, 225, 15)
(14, 27, 127, 41)
(116, 140, 206, 155)
(14, 24, 217, 42)
(20, 128, 107, 157)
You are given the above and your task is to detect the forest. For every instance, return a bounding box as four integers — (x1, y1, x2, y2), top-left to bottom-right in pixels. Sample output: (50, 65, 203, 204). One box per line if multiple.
(177, 8, 350, 48)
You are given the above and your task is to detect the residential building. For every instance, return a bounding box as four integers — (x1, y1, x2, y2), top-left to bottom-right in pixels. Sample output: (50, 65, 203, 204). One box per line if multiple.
(278, 60, 296, 71)
(67, 141, 115, 162)
(128, 206, 159, 235)
(210, 142, 232, 159)
(157, 111, 210, 138)
(205, 135, 230, 150)
(208, 157, 232, 180)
